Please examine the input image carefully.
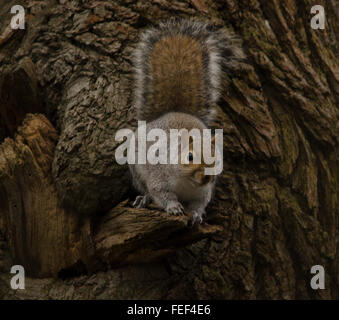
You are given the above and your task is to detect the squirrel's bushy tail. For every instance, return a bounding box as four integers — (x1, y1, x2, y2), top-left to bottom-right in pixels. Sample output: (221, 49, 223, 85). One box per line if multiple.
(132, 18, 245, 124)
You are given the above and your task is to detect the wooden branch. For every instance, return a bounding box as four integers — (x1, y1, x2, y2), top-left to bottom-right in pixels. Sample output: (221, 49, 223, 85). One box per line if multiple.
(90, 202, 222, 271)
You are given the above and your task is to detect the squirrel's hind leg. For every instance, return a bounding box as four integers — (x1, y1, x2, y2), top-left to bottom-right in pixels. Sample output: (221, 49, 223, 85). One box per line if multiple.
(191, 210, 204, 225)
(187, 201, 208, 225)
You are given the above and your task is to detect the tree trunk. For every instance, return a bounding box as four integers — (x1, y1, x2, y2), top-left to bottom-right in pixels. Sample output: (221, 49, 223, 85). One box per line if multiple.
(0, 0, 337, 299)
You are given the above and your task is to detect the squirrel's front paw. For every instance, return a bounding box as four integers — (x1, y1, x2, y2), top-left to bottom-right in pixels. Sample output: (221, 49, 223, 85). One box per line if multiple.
(166, 200, 184, 216)
(133, 194, 151, 208)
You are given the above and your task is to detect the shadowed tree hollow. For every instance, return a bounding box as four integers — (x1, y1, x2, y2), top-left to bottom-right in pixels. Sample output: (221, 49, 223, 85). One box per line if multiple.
(0, 0, 337, 299)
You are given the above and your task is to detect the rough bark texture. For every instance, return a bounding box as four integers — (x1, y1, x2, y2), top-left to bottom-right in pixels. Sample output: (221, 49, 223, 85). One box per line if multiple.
(0, 0, 338, 299)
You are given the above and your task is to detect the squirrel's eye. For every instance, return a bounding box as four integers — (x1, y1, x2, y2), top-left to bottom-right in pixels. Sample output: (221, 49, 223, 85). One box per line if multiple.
(188, 152, 194, 162)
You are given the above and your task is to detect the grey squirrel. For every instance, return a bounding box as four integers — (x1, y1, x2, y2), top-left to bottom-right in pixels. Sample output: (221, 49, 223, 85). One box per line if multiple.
(129, 19, 244, 224)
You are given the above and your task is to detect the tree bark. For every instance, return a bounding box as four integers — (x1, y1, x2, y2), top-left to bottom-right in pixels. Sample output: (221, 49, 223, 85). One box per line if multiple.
(0, 0, 337, 299)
